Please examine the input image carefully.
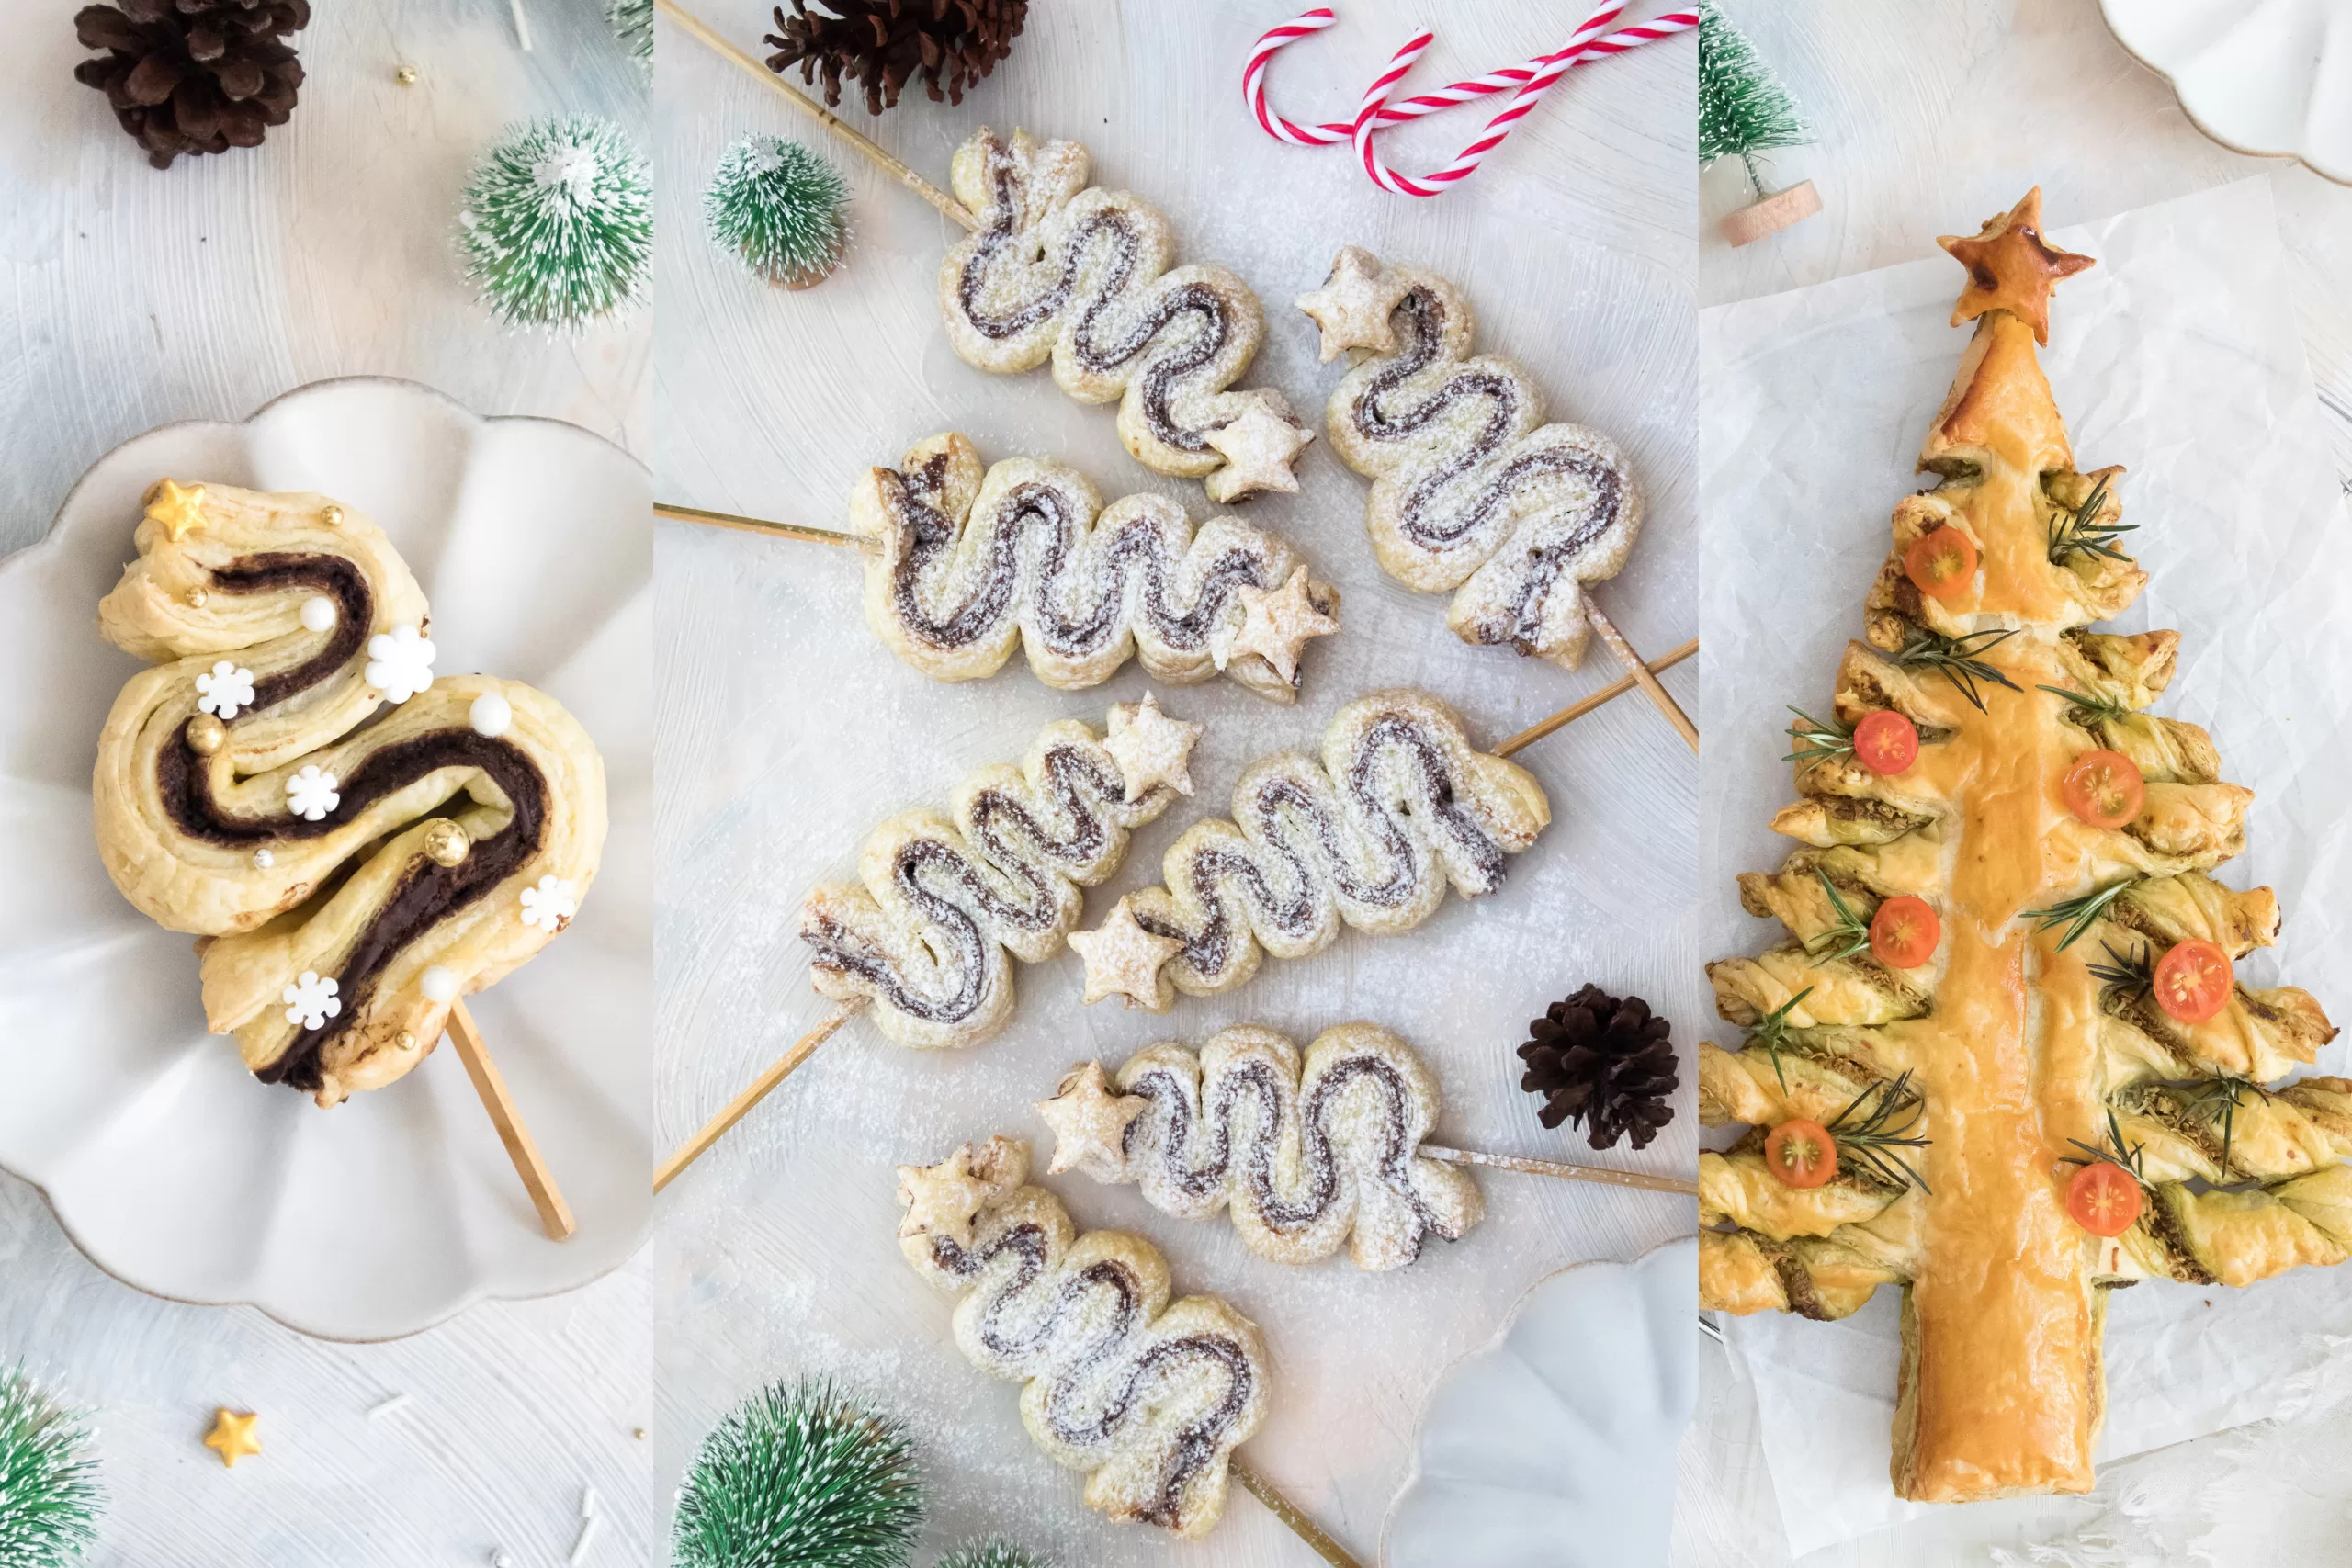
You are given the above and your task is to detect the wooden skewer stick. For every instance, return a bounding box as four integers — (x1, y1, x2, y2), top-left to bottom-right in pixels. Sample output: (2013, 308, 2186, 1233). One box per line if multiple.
(1231, 1457, 1365, 1568)
(1494, 637, 1698, 758)
(1421, 1144, 1699, 1197)
(1584, 601, 1700, 753)
(447, 1001, 577, 1241)
(653, 0, 978, 231)
(654, 502, 874, 552)
(653, 998, 868, 1194)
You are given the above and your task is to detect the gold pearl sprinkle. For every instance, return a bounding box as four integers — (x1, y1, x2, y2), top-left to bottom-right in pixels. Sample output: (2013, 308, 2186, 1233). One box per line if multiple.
(320, 504, 345, 527)
(422, 820, 469, 867)
(394, 65, 418, 85)
(185, 587, 209, 609)
(187, 713, 227, 756)
(397, 1031, 418, 1051)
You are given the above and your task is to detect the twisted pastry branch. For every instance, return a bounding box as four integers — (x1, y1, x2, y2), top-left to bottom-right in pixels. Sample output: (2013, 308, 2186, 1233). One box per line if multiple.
(897, 1137, 1269, 1539)
(940, 128, 1311, 504)
(92, 481, 606, 1106)
(1073, 689, 1550, 1011)
(852, 433, 1339, 702)
(1036, 1022, 1483, 1271)
(1308, 248, 1644, 671)
(798, 700, 1196, 1049)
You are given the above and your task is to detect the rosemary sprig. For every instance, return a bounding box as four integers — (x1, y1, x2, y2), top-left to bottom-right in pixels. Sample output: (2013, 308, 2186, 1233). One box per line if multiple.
(2159, 1075, 2273, 1177)
(2027, 877, 2140, 951)
(1805, 870, 1872, 963)
(1783, 708, 1852, 768)
(2086, 939, 2154, 1010)
(2047, 477, 2134, 566)
(1890, 626, 2022, 712)
(1747, 986, 1815, 1093)
(1825, 1069, 1933, 1194)
(2038, 683, 2133, 726)
(2063, 1106, 2150, 1187)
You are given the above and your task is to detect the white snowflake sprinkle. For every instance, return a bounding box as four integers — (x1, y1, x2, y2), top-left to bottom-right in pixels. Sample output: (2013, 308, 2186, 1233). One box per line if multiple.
(365, 624, 437, 704)
(281, 970, 341, 1030)
(286, 764, 341, 821)
(195, 660, 256, 719)
(519, 875, 577, 931)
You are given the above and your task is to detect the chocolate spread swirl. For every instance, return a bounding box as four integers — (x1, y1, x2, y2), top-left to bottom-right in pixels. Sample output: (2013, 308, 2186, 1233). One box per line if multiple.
(930, 1223, 1257, 1530)
(154, 552, 552, 1094)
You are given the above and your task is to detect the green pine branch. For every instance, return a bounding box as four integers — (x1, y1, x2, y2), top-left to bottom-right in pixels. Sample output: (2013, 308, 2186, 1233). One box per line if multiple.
(0, 1366, 103, 1568)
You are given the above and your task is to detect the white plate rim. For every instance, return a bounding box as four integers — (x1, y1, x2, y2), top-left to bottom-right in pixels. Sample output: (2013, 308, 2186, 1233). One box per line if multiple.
(2098, 0, 2352, 187)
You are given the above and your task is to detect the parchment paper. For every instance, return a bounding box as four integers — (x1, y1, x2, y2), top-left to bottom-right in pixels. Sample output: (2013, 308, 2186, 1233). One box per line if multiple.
(1700, 175, 2352, 1559)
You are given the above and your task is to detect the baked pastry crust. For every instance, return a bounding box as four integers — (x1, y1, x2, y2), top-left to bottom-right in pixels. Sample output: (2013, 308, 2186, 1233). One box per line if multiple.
(91, 481, 607, 1105)
(1698, 193, 2343, 1503)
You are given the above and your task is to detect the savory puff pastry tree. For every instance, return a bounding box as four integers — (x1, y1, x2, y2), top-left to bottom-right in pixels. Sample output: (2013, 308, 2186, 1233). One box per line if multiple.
(1697, 190, 2347, 1504)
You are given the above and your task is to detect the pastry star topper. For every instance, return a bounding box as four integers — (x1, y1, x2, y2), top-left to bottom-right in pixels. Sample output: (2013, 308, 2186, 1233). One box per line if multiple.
(1937, 187, 2094, 346)
(1035, 1060, 1146, 1181)
(895, 1135, 1028, 1248)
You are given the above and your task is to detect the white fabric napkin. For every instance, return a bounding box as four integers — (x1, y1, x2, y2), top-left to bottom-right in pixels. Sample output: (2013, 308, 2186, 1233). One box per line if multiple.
(1698, 175, 2352, 1558)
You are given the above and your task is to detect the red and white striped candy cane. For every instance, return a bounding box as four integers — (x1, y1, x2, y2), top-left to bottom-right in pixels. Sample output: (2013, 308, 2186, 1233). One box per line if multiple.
(1243, 5, 1698, 197)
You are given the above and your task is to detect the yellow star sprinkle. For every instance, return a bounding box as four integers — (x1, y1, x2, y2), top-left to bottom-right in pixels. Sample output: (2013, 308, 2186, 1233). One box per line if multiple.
(145, 479, 209, 542)
(202, 1407, 262, 1468)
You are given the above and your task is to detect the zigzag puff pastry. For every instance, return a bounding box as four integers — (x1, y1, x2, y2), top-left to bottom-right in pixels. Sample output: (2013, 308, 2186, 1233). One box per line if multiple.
(1697, 191, 2344, 1503)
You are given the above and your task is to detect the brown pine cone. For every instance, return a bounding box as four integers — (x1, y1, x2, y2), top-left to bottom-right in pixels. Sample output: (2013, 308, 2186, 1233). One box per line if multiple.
(74, 0, 310, 170)
(1518, 983, 1679, 1150)
(764, 0, 1026, 116)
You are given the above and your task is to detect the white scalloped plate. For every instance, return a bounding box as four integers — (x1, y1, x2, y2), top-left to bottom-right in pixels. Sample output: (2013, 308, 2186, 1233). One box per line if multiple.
(0, 377, 651, 1341)
(2102, 0, 2352, 186)
(1382, 1236, 1696, 1568)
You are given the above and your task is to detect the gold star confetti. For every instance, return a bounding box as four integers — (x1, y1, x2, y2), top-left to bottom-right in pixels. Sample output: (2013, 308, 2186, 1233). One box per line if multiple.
(1035, 1061, 1148, 1180)
(1221, 566, 1340, 684)
(1203, 397, 1313, 503)
(1938, 187, 2095, 347)
(145, 479, 209, 542)
(1068, 896, 1185, 1010)
(203, 1408, 262, 1468)
(1102, 692, 1204, 803)
(1295, 246, 1404, 360)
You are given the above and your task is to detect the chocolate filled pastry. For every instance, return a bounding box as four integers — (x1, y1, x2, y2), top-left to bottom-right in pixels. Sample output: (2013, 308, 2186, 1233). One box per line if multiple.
(91, 480, 607, 1107)
(1067, 689, 1549, 1012)
(1697, 192, 2346, 1505)
(1302, 247, 1645, 670)
(852, 433, 1339, 701)
(940, 127, 1312, 505)
(798, 697, 1202, 1050)
(1037, 1022, 1483, 1271)
(895, 1135, 1269, 1538)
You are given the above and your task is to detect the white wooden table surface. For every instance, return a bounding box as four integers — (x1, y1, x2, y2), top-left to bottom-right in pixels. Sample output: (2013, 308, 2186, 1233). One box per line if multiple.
(1678, 4, 2352, 1566)
(0, 3, 655, 1563)
(649, 3, 1699, 1565)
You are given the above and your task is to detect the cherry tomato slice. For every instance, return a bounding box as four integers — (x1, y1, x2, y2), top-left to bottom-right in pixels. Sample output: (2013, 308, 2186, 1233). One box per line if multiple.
(1904, 527, 1979, 600)
(1764, 1118, 1838, 1189)
(1869, 895, 1940, 969)
(2063, 749, 2146, 830)
(1853, 710, 1919, 775)
(2066, 1159, 2143, 1237)
(2153, 939, 2234, 1024)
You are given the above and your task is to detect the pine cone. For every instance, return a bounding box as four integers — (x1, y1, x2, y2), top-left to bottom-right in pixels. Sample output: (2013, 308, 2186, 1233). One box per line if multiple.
(764, 0, 1026, 116)
(74, 0, 310, 170)
(1518, 984, 1679, 1150)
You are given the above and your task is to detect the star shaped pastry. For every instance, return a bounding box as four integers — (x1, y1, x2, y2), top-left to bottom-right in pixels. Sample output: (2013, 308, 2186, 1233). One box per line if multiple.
(895, 1141, 1021, 1248)
(1938, 187, 2095, 346)
(1219, 566, 1340, 684)
(203, 1408, 262, 1468)
(1203, 396, 1313, 503)
(145, 479, 209, 542)
(1068, 896, 1184, 1010)
(1296, 246, 1401, 360)
(1035, 1061, 1147, 1180)
(1102, 692, 1204, 803)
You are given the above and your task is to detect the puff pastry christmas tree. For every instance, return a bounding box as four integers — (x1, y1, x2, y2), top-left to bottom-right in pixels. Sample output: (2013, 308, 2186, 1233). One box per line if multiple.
(1698, 190, 2347, 1503)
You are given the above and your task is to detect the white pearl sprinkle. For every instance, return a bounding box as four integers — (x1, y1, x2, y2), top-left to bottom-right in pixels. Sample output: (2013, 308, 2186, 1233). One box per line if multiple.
(300, 595, 337, 632)
(253, 848, 275, 869)
(420, 965, 458, 1004)
(470, 692, 514, 739)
